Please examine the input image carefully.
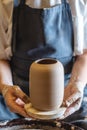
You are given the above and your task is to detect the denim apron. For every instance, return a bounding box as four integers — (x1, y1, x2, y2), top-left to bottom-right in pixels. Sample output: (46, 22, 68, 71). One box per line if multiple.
(11, 0, 74, 95)
(1, 1, 87, 128)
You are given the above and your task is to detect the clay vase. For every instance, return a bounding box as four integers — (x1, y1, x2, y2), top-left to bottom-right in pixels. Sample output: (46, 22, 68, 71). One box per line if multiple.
(29, 58, 64, 111)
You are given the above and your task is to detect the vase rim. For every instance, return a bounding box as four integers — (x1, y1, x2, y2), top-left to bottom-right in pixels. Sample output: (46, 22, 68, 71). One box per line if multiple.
(35, 58, 58, 65)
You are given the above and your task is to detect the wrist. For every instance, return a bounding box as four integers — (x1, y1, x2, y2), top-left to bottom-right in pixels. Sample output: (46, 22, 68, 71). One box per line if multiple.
(0, 84, 13, 96)
(69, 80, 86, 92)
(74, 81, 86, 92)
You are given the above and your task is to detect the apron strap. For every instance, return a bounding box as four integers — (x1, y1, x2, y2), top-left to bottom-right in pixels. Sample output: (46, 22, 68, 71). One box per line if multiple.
(61, 0, 67, 3)
(20, 0, 25, 5)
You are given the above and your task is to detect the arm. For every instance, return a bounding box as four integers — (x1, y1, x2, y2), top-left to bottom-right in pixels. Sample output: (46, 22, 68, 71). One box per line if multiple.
(60, 51, 87, 119)
(65, 51, 87, 102)
(0, 60, 13, 93)
(69, 51, 87, 85)
(0, 59, 29, 117)
(59, 0, 87, 119)
(0, 0, 30, 118)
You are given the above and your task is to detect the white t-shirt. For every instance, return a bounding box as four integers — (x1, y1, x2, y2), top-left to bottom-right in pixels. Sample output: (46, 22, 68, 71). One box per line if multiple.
(0, 0, 87, 60)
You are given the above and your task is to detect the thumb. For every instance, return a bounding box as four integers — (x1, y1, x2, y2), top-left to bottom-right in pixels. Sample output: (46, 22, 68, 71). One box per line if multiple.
(13, 85, 30, 103)
(60, 98, 82, 119)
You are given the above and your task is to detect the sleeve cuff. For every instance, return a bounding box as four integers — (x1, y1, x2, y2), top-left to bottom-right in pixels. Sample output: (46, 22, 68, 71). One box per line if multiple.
(0, 46, 12, 60)
(73, 16, 84, 55)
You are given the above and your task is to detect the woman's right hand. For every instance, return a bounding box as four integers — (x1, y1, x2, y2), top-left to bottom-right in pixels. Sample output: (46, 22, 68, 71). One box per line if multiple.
(1, 84, 30, 118)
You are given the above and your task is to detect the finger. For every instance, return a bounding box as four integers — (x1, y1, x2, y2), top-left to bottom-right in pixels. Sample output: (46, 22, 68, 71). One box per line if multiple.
(9, 101, 30, 118)
(13, 86, 30, 103)
(59, 98, 82, 119)
(65, 99, 81, 117)
(65, 92, 81, 107)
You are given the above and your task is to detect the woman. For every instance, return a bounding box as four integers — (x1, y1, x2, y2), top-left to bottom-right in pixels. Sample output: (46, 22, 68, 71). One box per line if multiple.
(0, 0, 87, 124)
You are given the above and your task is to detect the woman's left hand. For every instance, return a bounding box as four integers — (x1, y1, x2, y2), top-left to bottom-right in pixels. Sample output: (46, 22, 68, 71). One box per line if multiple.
(59, 82, 84, 119)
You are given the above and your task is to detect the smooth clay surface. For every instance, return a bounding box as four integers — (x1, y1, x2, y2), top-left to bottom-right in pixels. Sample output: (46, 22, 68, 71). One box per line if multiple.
(29, 58, 64, 111)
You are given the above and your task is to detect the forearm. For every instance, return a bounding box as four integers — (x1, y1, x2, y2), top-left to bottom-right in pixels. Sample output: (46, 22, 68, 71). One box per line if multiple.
(0, 60, 13, 93)
(69, 51, 87, 88)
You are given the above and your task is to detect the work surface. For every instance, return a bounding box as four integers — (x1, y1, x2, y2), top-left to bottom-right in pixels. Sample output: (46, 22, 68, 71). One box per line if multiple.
(0, 118, 85, 130)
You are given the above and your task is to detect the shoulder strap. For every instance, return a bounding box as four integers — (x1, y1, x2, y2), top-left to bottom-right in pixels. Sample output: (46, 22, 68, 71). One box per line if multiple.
(11, 5, 20, 53)
(62, 0, 67, 3)
(20, 0, 26, 5)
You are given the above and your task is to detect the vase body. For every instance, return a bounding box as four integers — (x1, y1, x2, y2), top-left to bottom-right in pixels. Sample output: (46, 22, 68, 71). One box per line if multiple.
(29, 58, 64, 111)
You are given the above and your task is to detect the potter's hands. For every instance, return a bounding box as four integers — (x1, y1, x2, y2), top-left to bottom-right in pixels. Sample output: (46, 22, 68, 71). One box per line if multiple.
(59, 82, 85, 119)
(2, 84, 30, 117)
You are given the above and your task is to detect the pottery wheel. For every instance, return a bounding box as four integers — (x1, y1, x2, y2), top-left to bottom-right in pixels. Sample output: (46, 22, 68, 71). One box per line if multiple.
(24, 103, 66, 120)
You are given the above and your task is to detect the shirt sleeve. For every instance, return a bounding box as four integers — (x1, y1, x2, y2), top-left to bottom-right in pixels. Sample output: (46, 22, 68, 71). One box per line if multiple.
(68, 0, 86, 55)
(0, 0, 13, 60)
